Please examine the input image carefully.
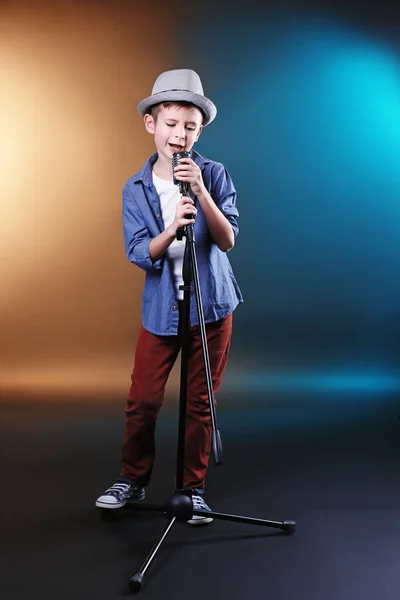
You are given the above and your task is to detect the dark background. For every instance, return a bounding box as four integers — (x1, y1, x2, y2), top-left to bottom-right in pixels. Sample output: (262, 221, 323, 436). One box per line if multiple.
(2, 1, 400, 599)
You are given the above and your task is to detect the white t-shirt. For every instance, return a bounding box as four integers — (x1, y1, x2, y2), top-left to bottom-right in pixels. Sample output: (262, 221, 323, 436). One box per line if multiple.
(152, 171, 185, 300)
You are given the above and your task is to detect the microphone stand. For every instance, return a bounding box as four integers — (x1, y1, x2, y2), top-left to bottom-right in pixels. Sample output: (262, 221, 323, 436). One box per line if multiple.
(124, 168, 296, 594)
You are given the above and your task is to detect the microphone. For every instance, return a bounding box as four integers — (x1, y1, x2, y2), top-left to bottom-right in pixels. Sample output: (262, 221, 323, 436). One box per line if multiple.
(172, 151, 191, 196)
(172, 151, 194, 239)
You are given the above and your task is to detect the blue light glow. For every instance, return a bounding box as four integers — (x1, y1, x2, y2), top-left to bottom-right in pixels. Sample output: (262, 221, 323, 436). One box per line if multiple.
(191, 18, 400, 318)
(184, 15, 400, 379)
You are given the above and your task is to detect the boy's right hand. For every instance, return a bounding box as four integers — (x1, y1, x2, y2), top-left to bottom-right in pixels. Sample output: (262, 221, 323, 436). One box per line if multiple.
(169, 197, 197, 234)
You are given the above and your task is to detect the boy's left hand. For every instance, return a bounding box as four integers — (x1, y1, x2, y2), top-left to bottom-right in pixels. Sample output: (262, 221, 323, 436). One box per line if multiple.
(173, 157, 206, 197)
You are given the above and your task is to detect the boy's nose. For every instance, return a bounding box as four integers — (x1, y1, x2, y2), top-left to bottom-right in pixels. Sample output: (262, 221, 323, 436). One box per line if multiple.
(175, 126, 186, 139)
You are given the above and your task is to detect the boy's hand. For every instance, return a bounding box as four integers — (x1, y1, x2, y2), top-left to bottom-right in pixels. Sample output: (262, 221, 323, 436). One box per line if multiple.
(172, 157, 206, 197)
(169, 196, 197, 234)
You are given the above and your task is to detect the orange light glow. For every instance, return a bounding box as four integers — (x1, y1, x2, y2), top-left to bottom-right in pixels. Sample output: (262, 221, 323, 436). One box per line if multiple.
(1, 0, 175, 399)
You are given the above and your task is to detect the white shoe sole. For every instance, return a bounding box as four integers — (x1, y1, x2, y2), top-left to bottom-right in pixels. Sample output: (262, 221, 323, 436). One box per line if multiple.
(187, 516, 213, 525)
(95, 490, 145, 510)
(96, 499, 127, 510)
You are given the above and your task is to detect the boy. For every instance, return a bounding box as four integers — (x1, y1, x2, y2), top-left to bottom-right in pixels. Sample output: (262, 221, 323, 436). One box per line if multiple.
(96, 69, 243, 524)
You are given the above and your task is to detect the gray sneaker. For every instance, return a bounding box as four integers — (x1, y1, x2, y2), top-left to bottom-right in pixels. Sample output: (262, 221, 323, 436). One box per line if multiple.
(187, 494, 213, 526)
(95, 478, 145, 510)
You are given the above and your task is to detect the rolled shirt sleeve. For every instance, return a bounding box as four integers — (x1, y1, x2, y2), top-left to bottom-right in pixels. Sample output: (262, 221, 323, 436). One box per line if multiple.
(122, 183, 163, 272)
(210, 163, 239, 238)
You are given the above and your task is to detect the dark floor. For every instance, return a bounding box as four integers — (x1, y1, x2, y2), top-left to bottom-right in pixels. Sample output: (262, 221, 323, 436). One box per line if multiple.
(2, 388, 400, 600)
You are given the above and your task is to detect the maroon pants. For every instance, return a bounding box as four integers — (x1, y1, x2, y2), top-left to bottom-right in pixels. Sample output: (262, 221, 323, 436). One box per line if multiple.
(120, 312, 232, 490)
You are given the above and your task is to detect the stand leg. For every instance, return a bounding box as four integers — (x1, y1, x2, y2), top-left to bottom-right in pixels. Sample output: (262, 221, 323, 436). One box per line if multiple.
(130, 517, 177, 594)
(192, 509, 296, 533)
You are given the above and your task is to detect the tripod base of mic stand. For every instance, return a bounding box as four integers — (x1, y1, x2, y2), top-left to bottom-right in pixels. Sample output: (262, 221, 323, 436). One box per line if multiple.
(126, 489, 296, 594)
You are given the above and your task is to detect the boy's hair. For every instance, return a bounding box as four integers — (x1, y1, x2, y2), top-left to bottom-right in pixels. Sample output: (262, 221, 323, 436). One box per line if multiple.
(148, 101, 205, 124)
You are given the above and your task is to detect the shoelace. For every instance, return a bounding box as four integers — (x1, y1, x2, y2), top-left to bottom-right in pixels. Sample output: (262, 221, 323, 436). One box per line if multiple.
(192, 495, 209, 511)
(105, 483, 131, 499)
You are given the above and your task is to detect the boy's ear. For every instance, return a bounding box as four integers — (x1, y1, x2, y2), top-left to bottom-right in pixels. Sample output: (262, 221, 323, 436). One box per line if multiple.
(144, 114, 155, 134)
(194, 124, 203, 142)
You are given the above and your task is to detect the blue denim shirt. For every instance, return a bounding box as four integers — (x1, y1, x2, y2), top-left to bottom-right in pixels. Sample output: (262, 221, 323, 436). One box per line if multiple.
(122, 149, 243, 336)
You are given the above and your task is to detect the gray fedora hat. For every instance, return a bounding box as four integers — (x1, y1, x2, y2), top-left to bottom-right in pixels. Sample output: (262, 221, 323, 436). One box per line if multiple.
(137, 69, 217, 126)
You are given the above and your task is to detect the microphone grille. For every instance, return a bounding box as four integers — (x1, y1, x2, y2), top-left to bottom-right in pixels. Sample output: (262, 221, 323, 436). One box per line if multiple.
(172, 151, 190, 185)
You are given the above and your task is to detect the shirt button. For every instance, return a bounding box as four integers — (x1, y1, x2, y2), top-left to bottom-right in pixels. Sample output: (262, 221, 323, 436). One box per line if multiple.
(156, 213, 160, 218)
(173, 305, 178, 311)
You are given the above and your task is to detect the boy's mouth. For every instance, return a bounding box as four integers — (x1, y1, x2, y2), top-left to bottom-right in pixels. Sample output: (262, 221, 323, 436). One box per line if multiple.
(169, 143, 185, 152)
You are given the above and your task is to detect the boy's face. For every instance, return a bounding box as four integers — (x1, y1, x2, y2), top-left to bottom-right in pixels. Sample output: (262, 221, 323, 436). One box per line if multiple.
(144, 104, 203, 163)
